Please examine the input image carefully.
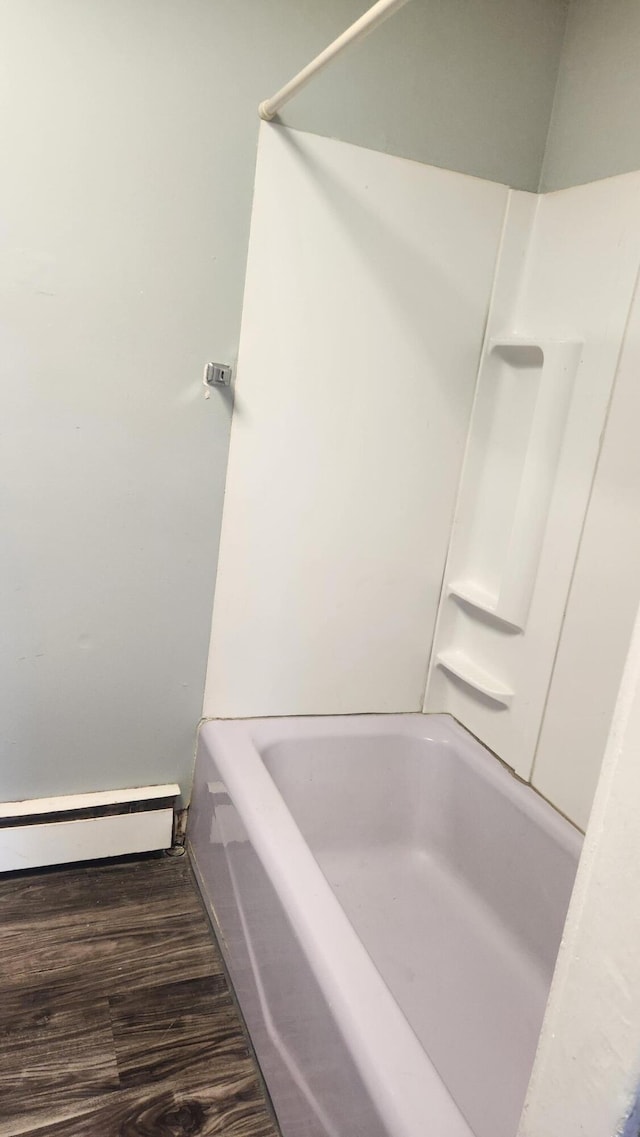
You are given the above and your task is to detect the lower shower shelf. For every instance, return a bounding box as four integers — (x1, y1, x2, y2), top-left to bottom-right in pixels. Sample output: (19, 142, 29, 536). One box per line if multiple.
(436, 649, 514, 708)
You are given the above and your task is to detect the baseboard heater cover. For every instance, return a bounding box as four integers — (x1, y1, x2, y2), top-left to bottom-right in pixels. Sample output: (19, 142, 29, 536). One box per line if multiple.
(0, 784, 180, 872)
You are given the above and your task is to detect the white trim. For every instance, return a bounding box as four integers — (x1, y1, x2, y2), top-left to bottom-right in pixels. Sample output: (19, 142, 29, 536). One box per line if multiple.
(519, 601, 640, 1136)
(0, 783, 179, 820)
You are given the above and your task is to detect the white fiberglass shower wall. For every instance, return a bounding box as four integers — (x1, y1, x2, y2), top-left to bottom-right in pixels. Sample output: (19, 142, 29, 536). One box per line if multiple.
(204, 124, 509, 718)
(425, 171, 640, 805)
(204, 124, 640, 832)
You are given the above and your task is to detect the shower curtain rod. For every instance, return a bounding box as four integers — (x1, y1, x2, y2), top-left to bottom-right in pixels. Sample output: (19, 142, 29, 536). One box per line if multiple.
(258, 0, 412, 121)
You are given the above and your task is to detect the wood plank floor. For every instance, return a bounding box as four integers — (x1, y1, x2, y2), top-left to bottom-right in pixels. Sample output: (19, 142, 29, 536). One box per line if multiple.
(0, 854, 280, 1137)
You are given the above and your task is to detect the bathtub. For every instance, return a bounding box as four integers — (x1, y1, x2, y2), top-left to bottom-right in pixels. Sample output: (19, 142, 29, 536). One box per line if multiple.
(188, 714, 581, 1137)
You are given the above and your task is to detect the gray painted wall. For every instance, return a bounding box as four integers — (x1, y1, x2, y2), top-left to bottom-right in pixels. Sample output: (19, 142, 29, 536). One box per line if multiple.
(281, 0, 568, 192)
(541, 0, 640, 190)
(0, 0, 567, 804)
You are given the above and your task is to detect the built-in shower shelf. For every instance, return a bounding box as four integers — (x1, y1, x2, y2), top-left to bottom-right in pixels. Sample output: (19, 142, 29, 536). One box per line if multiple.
(447, 580, 524, 632)
(436, 649, 514, 707)
(442, 333, 582, 633)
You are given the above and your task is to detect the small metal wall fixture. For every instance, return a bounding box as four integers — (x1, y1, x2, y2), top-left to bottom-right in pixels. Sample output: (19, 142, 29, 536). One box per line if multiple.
(204, 362, 233, 388)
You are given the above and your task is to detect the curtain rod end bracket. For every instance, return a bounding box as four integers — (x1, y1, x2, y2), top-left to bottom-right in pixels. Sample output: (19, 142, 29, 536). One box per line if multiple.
(258, 101, 276, 121)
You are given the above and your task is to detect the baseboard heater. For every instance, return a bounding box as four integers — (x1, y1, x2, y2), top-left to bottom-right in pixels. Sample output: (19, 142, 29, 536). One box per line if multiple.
(0, 784, 180, 872)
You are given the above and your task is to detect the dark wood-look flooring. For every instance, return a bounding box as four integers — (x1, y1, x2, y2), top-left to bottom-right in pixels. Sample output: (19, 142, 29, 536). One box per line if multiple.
(0, 854, 280, 1137)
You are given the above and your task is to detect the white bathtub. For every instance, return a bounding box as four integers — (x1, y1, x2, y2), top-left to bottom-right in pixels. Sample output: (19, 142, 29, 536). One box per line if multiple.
(188, 714, 580, 1137)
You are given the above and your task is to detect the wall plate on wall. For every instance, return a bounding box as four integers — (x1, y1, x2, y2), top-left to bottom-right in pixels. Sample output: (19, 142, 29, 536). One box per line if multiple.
(204, 362, 233, 388)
